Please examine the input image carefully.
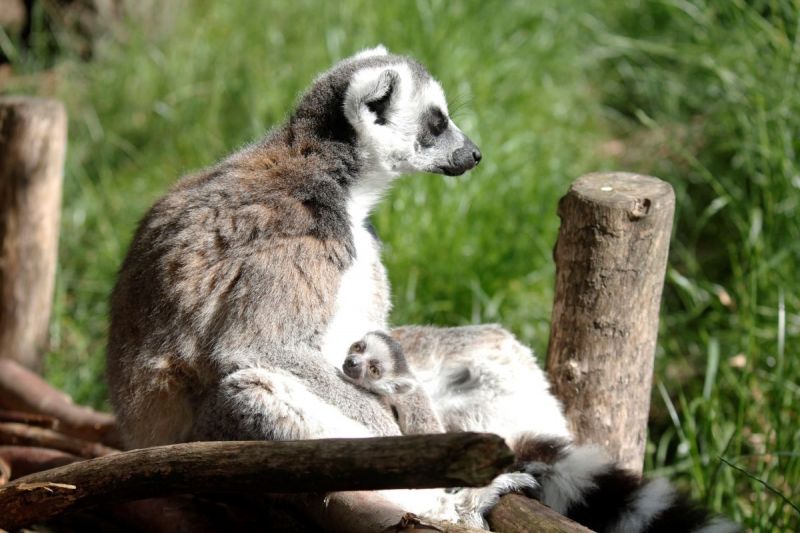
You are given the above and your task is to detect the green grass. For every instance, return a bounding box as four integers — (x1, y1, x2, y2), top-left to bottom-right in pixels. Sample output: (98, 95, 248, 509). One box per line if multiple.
(2, 0, 798, 530)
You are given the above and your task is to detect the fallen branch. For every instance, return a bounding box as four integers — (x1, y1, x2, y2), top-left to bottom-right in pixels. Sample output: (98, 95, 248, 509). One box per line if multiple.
(0, 446, 82, 479)
(0, 423, 118, 459)
(0, 432, 512, 530)
(0, 409, 59, 429)
(488, 494, 594, 533)
(0, 359, 118, 446)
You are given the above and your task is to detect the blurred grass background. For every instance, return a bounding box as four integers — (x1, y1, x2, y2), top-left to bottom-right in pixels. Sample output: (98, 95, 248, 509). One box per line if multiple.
(2, 0, 798, 529)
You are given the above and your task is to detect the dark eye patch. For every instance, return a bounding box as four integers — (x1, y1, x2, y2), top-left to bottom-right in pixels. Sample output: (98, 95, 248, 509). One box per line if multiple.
(428, 107, 448, 136)
(417, 107, 449, 148)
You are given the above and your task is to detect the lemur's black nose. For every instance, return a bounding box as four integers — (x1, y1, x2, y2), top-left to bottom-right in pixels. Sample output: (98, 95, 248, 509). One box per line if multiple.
(343, 356, 363, 379)
(472, 149, 482, 164)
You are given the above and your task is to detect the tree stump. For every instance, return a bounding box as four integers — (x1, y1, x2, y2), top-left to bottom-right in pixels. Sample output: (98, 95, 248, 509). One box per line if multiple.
(0, 97, 66, 371)
(546, 172, 675, 473)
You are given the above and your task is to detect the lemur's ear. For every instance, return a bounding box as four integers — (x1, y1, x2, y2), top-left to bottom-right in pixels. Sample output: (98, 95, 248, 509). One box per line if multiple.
(391, 377, 416, 395)
(352, 45, 389, 60)
(345, 68, 400, 126)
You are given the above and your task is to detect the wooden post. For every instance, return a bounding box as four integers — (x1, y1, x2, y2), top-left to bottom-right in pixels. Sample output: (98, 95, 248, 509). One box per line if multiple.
(0, 97, 66, 371)
(546, 172, 675, 473)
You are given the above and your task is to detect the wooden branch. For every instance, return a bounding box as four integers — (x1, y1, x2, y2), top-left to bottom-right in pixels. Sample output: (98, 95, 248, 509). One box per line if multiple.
(0, 359, 119, 446)
(0, 408, 58, 429)
(0, 96, 66, 371)
(0, 423, 118, 459)
(0, 432, 512, 530)
(0, 446, 82, 479)
(488, 494, 594, 533)
(546, 172, 675, 473)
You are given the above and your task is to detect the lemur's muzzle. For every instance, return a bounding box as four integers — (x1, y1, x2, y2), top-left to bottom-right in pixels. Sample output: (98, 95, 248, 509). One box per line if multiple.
(343, 356, 363, 380)
(441, 137, 482, 176)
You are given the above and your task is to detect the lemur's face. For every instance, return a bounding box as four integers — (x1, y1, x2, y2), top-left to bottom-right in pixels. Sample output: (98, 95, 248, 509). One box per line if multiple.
(342, 338, 385, 385)
(344, 48, 482, 177)
(342, 332, 415, 395)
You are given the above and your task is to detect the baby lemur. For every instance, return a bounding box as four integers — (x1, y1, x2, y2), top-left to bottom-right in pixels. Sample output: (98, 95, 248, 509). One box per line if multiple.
(342, 331, 443, 434)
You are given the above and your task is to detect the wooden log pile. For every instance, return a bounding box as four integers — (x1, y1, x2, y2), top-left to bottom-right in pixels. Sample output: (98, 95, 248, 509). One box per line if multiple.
(0, 357, 593, 532)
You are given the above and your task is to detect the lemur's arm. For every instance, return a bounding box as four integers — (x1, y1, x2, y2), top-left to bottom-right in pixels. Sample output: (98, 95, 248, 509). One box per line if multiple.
(392, 387, 444, 435)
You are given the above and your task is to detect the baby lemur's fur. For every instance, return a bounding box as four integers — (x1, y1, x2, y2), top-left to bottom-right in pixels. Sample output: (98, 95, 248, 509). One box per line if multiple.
(343, 331, 443, 434)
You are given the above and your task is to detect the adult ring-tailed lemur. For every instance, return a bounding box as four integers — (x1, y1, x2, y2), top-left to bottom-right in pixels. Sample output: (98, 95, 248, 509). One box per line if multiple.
(106, 46, 737, 532)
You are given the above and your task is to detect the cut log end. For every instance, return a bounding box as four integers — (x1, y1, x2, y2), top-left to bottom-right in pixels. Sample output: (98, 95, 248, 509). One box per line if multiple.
(569, 172, 675, 212)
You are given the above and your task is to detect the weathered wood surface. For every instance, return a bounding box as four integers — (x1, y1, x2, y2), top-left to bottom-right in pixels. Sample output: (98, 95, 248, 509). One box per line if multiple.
(0, 445, 82, 479)
(0, 432, 512, 530)
(0, 422, 118, 458)
(0, 408, 59, 429)
(0, 359, 118, 445)
(547, 172, 675, 473)
(0, 97, 66, 371)
(488, 494, 595, 533)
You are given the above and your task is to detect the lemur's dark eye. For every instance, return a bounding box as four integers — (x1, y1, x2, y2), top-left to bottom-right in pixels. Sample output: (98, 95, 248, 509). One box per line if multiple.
(428, 107, 448, 136)
(350, 341, 366, 354)
(368, 365, 381, 378)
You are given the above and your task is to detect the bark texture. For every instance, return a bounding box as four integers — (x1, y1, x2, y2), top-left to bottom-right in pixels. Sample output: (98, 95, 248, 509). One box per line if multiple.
(0, 432, 512, 530)
(546, 172, 675, 473)
(0, 422, 118, 458)
(488, 494, 594, 533)
(0, 445, 82, 479)
(0, 96, 66, 371)
(0, 359, 119, 445)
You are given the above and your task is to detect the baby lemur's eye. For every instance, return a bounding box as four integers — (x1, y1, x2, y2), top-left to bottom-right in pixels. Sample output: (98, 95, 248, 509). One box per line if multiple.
(368, 365, 381, 378)
(349, 341, 366, 354)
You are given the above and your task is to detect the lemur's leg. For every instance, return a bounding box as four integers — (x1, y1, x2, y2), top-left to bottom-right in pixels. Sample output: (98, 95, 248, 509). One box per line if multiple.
(191, 367, 377, 441)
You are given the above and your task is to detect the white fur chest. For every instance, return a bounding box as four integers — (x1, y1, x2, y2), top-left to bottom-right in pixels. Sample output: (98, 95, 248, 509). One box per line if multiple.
(319, 207, 387, 369)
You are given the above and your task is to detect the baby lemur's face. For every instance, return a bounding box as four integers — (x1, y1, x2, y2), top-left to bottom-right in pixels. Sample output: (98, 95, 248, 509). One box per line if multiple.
(342, 332, 415, 396)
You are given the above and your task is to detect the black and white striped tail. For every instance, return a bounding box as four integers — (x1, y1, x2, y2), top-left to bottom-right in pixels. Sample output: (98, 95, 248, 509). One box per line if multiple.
(510, 434, 740, 533)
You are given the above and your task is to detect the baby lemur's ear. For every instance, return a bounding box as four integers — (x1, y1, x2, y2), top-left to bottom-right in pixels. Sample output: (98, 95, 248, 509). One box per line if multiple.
(391, 377, 417, 395)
